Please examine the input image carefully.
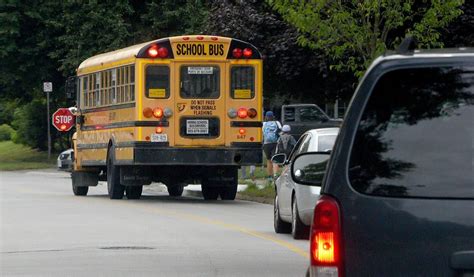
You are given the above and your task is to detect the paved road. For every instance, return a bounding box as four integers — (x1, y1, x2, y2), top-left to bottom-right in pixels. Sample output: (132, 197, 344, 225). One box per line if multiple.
(0, 170, 309, 276)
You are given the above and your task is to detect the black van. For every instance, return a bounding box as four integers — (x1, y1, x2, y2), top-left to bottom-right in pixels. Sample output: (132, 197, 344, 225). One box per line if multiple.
(292, 47, 473, 276)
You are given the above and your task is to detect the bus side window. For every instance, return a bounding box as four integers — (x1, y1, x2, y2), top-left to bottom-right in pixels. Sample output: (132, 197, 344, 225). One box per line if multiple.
(231, 66, 255, 99)
(82, 76, 88, 108)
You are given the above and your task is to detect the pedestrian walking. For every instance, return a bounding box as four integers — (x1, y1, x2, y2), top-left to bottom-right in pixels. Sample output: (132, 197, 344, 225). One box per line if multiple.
(262, 111, 281, 179)
(275, 124, 297, 157)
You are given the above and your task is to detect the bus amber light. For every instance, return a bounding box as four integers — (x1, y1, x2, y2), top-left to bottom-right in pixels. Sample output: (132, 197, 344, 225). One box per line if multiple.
(248, 108, 257, 118)
(239, 128, 246, 135)
(243, 48, 253, 58)
(237, 108, 248, 119)
(233, 48, 243, 59)
(143, 107, 153, 118)
(158, 47, 168, 58)
(153, 108, 163, 118)
(147, 45, 159, 58)
(156, 127, 163, 134)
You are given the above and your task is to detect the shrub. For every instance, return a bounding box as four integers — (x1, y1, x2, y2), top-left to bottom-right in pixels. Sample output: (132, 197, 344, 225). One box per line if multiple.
(0, 124, 15, 141)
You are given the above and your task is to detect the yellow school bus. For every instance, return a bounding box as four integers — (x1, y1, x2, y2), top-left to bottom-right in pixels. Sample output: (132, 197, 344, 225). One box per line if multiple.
(68, 35, 262, 200)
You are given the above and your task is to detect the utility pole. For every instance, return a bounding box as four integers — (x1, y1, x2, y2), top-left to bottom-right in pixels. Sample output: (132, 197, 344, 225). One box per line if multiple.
(43, 82, 53, 160)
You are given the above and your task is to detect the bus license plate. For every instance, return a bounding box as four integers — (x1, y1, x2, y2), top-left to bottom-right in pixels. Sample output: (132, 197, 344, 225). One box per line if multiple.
(151, 134, 168, 142)
(186, 119, 209, 134)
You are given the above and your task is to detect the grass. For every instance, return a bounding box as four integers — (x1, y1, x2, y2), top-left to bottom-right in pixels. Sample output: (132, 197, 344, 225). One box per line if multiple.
(0, 141, 56, 171)
(237, 182, 275, 204)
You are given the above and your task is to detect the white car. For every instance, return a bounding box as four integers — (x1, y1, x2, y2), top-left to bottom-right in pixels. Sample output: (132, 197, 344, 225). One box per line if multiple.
(57, 148, 74, 172)
(272, 128, 339, 239)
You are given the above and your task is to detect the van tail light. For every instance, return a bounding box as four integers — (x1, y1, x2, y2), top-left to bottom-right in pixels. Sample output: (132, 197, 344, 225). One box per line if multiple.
(310, 195, 342, 277)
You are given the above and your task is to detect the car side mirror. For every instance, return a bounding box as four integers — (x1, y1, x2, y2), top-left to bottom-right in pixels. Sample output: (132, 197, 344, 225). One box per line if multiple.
(291, 152, 331, 186)
(271, 153, 287, 165)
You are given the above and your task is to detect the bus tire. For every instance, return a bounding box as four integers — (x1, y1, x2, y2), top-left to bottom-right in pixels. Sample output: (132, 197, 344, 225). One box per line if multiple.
(107, 147, 124, 199)
(126, 186, 142, 200)
(219, 167, 238, 200)
(167, 185, 184, 197)
(72, 184, 88, 196)
(71, 171, 97, 196)
(201, 186, 219, 200)
(219, 183, 237, 200)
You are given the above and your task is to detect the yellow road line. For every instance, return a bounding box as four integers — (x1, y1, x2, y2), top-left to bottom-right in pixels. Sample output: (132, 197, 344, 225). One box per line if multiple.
(135, 203, 309, 259)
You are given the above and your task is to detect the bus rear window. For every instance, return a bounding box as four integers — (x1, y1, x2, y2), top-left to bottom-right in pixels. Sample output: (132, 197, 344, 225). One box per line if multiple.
(231, 66, 255, 99)
(349, 66, 474, 198)
(146, 66, 169, 99)
(180, 65, 219, 99)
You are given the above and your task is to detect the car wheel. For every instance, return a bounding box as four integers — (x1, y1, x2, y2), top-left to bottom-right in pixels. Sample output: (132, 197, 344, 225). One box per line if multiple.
(292, 196, 309, 239)
(107, 147, 124, 199)
(274, 194, 291, 234)
(167, 184, 184, 197)
(126, 186, 142, 199)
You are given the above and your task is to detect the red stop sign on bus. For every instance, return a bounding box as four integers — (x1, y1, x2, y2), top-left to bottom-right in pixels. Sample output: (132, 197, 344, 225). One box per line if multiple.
(52, 108, 75, 132)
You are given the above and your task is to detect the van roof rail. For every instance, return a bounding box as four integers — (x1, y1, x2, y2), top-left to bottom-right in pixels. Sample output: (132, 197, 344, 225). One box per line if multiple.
(397, 36, 417, 55)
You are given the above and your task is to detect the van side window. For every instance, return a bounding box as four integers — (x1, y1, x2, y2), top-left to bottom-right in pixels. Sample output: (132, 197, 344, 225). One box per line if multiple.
(349, 66, 474, 198)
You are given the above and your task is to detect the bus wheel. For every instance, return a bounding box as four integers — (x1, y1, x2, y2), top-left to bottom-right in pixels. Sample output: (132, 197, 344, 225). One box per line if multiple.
(219, 168, 238, 200)
(107, 148, 124, 199)
(167, 184, 184, 197)
(126, 186, 142, 200)
(71, 171, 96, 196)
(201, 186, 219, 200)
(219, 183, 237, 200)
(72, 184, 88, 196)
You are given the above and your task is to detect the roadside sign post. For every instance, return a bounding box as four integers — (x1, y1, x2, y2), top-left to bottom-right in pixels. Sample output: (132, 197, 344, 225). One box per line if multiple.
(43, 82, 53, 160)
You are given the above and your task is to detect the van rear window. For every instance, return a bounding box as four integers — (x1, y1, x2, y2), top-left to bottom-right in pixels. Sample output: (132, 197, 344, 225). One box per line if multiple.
(349, 66, 473, 198)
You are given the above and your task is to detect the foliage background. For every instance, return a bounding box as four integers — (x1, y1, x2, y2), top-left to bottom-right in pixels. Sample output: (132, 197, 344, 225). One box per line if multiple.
(0, 0, 472, 150)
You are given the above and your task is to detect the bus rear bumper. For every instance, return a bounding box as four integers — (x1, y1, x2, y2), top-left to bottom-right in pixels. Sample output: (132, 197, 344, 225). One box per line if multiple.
(130, 144, 262, 166)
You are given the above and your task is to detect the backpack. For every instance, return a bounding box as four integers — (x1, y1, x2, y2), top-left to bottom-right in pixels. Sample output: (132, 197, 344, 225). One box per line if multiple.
(276, 134, 296, 156)
(263, 121, 280, 143)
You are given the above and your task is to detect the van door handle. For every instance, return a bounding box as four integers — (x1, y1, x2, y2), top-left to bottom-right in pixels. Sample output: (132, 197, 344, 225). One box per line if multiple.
(451, 251, 474, 270)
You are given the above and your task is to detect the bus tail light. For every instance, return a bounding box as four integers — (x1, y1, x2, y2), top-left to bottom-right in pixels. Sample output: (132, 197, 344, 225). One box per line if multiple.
(153, 107, 163, 118)
(232, 48, 243, 59)
(147, 45, 159, 58)
(239, 128, 246, 135)
(143, 107, 153, 118)
(155, 127, 163, 134)
(247, 108, 257, 118)
(310, 195, 343, 277)
(243, 48, 253, 58)
(237, 108, 248, 119)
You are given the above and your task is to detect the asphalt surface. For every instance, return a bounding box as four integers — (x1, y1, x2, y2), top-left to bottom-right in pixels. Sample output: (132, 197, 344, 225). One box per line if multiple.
(0, 169, 309, 276)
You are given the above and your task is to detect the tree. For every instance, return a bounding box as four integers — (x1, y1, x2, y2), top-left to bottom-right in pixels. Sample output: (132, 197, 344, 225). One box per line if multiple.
(206, 0, 356, 108)
(269, 0, 464, 77)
